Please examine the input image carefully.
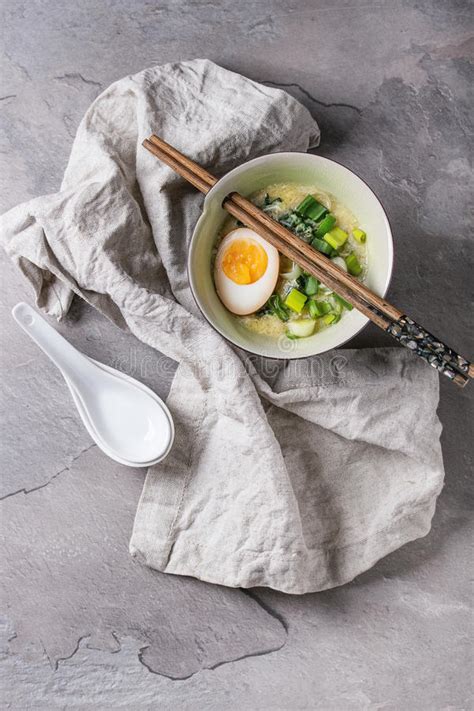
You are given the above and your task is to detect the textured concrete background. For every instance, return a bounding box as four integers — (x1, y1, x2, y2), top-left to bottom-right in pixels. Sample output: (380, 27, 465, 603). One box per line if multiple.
(1, 0, 473, 709)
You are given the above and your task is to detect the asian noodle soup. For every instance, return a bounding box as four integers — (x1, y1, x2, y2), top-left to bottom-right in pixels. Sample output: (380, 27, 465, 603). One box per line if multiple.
(212, 183, 367, 340)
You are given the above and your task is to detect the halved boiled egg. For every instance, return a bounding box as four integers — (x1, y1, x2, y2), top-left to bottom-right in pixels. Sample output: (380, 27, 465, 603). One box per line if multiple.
(214, 228, 280, 315)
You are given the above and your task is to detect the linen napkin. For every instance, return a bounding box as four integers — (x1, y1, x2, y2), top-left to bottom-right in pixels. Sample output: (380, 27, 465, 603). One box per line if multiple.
(1, 59, 444, 594)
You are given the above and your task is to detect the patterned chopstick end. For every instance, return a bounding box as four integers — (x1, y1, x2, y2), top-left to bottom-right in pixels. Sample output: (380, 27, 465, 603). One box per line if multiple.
(387, 316, 471, 386)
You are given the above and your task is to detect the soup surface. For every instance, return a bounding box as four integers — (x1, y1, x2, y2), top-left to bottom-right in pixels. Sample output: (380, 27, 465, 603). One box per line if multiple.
(213, 182, 367, 340)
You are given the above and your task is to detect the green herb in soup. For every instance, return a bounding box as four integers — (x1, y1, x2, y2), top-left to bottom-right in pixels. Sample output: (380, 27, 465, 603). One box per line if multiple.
(213, 183, 367, 340)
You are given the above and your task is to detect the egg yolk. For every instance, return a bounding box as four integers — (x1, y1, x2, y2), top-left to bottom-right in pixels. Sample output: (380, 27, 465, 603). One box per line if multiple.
(221, 239, 268, 285)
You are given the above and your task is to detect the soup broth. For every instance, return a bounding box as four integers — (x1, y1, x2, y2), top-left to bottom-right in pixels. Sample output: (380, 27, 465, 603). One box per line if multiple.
(213, 182, 367, 340)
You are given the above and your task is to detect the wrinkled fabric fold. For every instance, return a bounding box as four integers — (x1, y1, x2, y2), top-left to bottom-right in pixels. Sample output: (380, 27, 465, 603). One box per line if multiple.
(0, 59, 444, 593)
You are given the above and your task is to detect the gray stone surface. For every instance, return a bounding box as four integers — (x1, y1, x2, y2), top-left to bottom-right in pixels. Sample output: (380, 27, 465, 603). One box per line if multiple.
(0, 0, 472, 708)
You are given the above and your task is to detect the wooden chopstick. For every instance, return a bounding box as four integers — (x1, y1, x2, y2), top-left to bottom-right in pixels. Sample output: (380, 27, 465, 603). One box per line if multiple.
(144, 136, 217, 194)
(143, 134, 473, 387)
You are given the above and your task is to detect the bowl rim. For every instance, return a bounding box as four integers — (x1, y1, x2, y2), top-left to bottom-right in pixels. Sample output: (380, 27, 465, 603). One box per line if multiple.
(187, 151, 394, 360)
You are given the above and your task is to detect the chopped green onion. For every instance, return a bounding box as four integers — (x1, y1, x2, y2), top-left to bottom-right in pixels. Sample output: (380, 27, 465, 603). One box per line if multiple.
(308, 300, 320, 319)
(314, 214, 336, 238)
(306, 203, 328, 221)
(333, 293, 354, 311)
(319, 301, 333, 315)
(287, 319, 316, 338)
(352, 228, 366, 244)
(295, 195, 316, 215)
(323, 227, 348, 251)
(309, 300, 332, 317)
(302, 275, 319, 296)
(284, 288, 307, 313)
(296, 274, 306, 290)
(308, 300, 331, 318)
(311, 237, 333, 256)
(323, 313, 339, 326)
(345, 252, 362, 276)
(266, 294, 289, 321)
(295, 195, 328, 221)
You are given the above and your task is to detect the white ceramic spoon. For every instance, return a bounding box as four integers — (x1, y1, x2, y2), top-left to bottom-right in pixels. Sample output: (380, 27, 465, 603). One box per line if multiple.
(12, 302, 174, 467)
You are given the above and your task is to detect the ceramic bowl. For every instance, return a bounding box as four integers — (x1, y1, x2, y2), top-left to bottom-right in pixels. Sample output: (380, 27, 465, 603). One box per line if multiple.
(188, 152, 393, 359)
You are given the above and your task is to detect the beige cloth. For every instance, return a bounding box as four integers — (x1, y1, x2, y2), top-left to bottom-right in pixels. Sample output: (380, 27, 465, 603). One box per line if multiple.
(0, 59, 444, 593)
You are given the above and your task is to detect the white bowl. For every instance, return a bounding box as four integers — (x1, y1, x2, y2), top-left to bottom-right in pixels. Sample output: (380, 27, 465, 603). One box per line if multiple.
(188, 152, 393, 359)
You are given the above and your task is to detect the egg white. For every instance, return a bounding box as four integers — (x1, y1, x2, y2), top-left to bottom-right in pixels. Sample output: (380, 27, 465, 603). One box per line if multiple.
(214, 228, 280, 316)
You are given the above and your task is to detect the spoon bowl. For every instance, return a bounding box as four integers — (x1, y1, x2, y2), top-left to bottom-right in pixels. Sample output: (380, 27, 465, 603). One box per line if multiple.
(66, 359, 174, 466)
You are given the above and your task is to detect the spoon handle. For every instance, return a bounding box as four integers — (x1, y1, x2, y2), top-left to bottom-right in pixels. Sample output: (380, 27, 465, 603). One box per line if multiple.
(12, 302, 94, 385)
